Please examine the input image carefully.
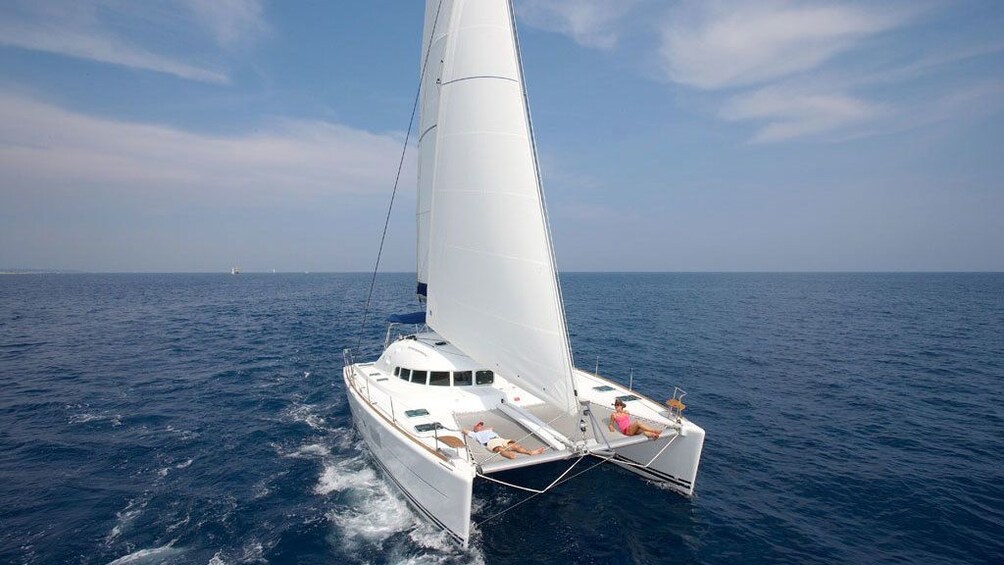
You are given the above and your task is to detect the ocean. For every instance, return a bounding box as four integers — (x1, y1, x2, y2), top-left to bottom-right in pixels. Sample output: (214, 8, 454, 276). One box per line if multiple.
(1, 273, 1001, 564)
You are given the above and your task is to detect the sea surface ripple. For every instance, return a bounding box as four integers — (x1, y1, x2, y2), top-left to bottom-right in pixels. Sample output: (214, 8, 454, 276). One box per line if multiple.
(1, 273, 1001, 564)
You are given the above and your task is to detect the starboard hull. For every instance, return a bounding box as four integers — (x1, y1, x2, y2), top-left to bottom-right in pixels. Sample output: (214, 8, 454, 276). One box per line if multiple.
(608, 420, 705, 495)
(343, 367, 475, 546)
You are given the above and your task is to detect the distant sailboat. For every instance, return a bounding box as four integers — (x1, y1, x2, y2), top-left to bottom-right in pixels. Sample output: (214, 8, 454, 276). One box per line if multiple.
(343, 0, 704, 547)
(231, 266, 240, 275)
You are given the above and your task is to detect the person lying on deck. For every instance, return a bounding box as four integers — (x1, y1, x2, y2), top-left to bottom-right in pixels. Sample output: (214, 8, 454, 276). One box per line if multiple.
(463, 421, 546, 459)
(609, 398, 661, 440)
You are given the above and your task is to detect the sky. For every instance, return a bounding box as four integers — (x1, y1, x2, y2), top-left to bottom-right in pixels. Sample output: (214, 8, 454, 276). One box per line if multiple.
(1, 0, 1002, 273)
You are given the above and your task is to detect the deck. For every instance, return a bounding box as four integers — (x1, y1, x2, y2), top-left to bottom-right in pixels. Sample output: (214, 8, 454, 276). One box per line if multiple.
(450, 401, 673, 474)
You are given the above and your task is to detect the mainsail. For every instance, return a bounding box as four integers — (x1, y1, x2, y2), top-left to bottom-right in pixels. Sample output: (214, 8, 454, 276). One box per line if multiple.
(421, 0, 578, 414)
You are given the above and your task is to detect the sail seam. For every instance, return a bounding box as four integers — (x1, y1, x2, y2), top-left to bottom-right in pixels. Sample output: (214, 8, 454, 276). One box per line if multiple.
(440, 75, 518, 86)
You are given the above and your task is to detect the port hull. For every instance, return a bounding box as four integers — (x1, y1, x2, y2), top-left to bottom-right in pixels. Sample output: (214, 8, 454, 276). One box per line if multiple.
(343, 367, 475, 546)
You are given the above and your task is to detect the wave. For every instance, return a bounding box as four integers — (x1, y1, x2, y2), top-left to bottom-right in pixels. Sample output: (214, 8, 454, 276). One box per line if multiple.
(157, 457, 194, 477)
(286, 403, 331, 432)
(105, 543, 183, 564)
(104, 498, 147, 545)
(69, 412, 122, 426)
(314, 445, 483, 563)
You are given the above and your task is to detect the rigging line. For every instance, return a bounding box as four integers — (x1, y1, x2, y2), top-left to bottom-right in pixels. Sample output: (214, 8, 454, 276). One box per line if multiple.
(551, 452, 617, 489)
(473, 455, 588, 527)
(476, 454, 583, 495)
(354, 0, 445, 352)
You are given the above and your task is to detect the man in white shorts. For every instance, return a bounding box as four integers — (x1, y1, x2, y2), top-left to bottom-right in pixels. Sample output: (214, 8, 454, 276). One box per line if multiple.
(463, 421, 546, 459)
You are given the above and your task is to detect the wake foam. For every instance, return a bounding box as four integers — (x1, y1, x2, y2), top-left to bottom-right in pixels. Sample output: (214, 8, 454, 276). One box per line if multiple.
(158, 457, 194, 477)
(286, 403, 330, 431)
(69, 411, 122, 426)
(314, 447, 484, 563)
(105, 543, 183, 564)
(105, 497, 147, 545)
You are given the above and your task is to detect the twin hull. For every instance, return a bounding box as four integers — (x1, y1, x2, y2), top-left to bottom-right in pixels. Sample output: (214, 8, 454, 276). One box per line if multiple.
(344, 369, 705, 548)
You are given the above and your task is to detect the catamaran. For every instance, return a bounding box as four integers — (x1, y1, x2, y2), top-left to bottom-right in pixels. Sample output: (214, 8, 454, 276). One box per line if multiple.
(343, 0, 704, 547)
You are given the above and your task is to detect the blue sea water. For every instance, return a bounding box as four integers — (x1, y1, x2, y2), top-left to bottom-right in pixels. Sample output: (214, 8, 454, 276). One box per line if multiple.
(1, 273, 1002, 564)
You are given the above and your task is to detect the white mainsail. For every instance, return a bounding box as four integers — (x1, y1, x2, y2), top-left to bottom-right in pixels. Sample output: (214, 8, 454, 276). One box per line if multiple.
(423, 0, 578, 414)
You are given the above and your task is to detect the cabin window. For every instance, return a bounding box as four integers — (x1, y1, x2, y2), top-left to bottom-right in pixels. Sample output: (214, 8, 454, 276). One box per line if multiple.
(399, 368, 411, 381)
(411, 370, 428, 385)
(404, 409, 429, 418)
(616, 394, 639, 403)
(453, 371, 473, 386)
(475, 370, 494, 385)
(394, 367, 400, 376)
(414, 423, 443, 433)
(429, 371, 450, 386)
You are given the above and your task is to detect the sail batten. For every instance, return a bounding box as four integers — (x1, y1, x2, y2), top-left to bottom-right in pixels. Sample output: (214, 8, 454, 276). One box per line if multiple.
(420, 0, 577, 414)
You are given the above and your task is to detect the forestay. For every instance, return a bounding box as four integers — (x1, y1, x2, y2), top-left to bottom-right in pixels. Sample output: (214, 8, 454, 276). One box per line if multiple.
(423, 0, 578, 414)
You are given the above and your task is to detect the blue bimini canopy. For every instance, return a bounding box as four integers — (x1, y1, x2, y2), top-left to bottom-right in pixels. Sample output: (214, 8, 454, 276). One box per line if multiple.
(386, 311, 426, 325)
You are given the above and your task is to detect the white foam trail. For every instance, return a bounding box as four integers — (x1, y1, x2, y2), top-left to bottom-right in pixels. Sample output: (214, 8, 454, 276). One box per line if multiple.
(165, 513, 190, 533)
(164, 426, 199, 440)
(287, 404, 330, 431)
(106, 544, 182, 564)
(297, 443, 331, 458)
(157, 457, 194, 478)
(239, 540, 265, 562)
(69, 412, 122, 426)
(316, 455, 483, 562)
(314, 459, 378, 496)
(105, 498, 147, 544)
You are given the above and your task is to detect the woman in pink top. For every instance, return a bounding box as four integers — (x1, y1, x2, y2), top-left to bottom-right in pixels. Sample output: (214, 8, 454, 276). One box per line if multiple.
(608, 398, 661, 440)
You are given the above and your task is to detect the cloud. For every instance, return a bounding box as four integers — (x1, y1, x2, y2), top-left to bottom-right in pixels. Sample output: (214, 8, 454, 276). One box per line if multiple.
(658, 1, 917, 90)
(183, 0, 267, 48)
(0, 0, 266, 83)
(517, 0, 640, 50)
(0, 93, 407, 204)
(0, 17, 229, 84)
(721, 86, 884, 143)
(717, 39, 1004, 142)
(646, 1, 1004, 143)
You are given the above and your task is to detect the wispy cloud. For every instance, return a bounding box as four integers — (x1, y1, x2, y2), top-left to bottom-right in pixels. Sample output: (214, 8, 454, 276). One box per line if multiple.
(0, 93, 406, 203)
(721, 86, 884, 143)
(517, 0, 640, 50)
(648, 1, 1004, 143)
(658, 1, 917, 90)
(183, 0, 266, 49)
(0, 17, 229, 84)
(0, 0, 266, 83)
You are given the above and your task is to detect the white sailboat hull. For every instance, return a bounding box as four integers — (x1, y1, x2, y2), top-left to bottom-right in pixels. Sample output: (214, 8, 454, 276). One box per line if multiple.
(343, 367, 475, 546)
(608, 421, 705, 495)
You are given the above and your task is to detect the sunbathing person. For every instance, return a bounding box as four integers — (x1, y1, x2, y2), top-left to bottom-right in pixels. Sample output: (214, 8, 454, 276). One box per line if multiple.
(463, 421, 546, 459)
(608, 398, 661, 440)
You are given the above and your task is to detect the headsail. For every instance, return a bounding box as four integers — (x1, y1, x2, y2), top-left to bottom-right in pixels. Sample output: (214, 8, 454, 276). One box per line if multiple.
(422, 0, 577, 414)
